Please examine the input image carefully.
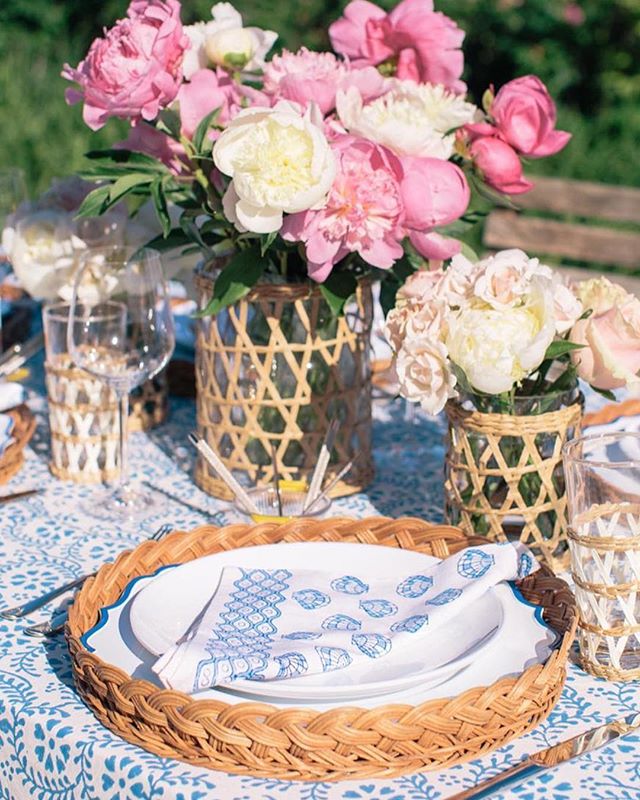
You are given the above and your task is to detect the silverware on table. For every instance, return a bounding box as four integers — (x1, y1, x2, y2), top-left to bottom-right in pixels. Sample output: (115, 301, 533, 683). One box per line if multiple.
(0, 488, 41, 506)
(446, 711, 640, 800)
(303, 456, 358, 515)
(4, 524, 173, 624)
(0, 333, 44, 378)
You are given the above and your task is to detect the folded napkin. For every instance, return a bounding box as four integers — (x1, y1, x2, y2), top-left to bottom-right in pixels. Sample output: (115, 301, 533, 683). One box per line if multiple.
(0, 413, 14, 456)
(0, 381, 24, 413)
(154, 542, 537, 694)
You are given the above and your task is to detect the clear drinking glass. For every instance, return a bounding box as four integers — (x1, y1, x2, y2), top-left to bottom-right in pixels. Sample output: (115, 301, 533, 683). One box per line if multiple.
(67, 246, 175, 518)
(563, 432, 640, 679)
(0, 167, 28, 351)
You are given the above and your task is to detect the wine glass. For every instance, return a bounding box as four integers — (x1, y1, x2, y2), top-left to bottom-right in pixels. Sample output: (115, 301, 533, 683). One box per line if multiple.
(67, 246, 175, 518)
(0, 167, 28, 350)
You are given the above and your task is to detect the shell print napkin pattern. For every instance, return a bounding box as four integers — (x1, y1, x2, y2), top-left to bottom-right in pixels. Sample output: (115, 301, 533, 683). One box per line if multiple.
(153, 542, 537, 694)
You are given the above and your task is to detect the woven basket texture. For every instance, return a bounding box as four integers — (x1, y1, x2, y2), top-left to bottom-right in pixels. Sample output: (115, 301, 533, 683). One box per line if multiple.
(445, 400, 583, 572)
(194, 272, 374, 501)
(67, 517, 577, 781)
(0, 404, 36, 484)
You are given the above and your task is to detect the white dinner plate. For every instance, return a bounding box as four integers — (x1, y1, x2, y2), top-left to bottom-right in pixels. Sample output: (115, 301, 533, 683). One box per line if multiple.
(82, 567, 557, 710)
(126, 542, 504, 701)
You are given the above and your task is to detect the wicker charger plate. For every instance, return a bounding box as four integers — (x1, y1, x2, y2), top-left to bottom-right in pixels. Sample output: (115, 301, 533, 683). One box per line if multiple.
(67, 517, 578, 781)
(0, 404, 36, 484)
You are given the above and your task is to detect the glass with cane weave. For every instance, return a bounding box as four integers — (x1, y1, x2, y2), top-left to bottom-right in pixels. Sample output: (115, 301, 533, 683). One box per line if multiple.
(563, 432, 640, 680)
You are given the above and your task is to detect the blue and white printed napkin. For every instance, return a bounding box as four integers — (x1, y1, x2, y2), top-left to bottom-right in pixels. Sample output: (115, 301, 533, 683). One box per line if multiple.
(0, 413, 14, 456)
(153, 542, 538, 694)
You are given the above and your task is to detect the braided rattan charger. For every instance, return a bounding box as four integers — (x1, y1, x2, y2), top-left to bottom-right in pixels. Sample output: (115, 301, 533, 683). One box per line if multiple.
(0, 404, 36, 484)
(67, 517, 577, 781)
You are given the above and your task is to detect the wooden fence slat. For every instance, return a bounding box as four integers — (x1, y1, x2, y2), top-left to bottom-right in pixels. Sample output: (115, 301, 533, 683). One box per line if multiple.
(484, 211, 640, 269)
(516, 176, 640, 223)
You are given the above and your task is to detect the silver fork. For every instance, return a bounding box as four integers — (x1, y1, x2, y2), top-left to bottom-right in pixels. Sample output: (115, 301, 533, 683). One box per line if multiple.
(16, 524, 173, 638)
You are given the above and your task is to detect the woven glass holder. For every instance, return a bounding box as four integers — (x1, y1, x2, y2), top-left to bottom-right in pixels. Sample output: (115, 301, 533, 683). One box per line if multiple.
(444, 395, 583, 572)
(0, 404, 36, 484)
(194, 267, 374, 500)
(66, 517, 577, 782)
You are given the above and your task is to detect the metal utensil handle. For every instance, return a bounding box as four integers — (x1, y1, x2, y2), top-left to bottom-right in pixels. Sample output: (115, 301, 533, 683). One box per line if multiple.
(23, 610, 68, 638)
(1, 573, 93, 620)
(446, 760, 542, 800)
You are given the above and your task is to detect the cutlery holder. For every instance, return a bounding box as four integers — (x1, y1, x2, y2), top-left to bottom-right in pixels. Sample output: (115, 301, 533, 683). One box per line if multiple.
(67, 517, 578, 781)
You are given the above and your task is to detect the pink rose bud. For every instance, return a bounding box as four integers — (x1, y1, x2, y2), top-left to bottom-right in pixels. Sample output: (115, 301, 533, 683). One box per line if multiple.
(470, 136, 533, 195)
(491, 76, 571, 158)
(62, 0, 189, 131)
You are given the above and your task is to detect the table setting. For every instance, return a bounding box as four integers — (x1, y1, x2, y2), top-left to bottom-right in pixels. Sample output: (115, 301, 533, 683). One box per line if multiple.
(0, 0, 640, 797)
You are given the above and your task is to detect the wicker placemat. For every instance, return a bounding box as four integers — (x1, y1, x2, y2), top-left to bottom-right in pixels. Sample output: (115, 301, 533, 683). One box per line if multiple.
(67, 517, 577, 781)
(0, 404, 36, 484)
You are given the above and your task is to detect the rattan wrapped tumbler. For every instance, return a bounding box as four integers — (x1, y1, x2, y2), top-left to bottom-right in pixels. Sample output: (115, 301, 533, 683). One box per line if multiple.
(445, 392, 583, 572)
(194, 266, 374, 500)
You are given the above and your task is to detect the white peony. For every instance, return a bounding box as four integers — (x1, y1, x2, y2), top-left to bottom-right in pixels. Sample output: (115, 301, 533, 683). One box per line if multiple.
(213, 101, 336, 234)
(446, 276, 557, 394)
(5, 209, 87, 301)
(395, 337, 457, 415)
(336, 80, 476, 159)
(183, 2, 277, 77)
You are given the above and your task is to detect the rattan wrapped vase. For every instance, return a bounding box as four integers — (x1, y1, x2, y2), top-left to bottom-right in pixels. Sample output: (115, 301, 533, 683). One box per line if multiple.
(195, 266, 374, 499)
(445, 392, 583, 572)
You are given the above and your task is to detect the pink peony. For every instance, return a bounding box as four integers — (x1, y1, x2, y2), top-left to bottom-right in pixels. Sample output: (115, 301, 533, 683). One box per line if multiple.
(281, 135, 404, 282)
(469, 136, 533, 195)
(329, 0, 465, 93)
(117, 121, 187, 173)
(400, 156, 470, 258)
(63, 0, 189, 131)
(468, 76, 571, 158)
(263, 48, 384, 115)
(176, 68, 245, 139)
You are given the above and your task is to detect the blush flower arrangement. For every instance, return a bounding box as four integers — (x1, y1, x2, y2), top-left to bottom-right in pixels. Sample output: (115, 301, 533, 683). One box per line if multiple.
(62, 0, 571, 315)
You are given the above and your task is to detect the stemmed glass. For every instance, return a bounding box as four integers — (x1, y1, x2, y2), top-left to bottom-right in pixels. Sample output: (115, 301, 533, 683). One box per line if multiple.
(0, 167, 28, 350)
(67, 246, 175, 518)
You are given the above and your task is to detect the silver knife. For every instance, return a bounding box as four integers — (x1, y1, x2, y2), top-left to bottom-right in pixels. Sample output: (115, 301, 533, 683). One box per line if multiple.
(447, 712, 640, 800)
(0, 333, 44, 377)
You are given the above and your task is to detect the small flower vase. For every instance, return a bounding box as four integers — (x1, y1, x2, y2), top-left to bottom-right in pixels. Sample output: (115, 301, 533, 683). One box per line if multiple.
(444, 390, 583, 571)
(194, 261, 375, 499)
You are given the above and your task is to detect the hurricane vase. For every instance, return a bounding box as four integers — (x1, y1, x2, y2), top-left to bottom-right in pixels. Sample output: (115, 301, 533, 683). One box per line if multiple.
(444, 392, 583, 571)
(194, 266, 374, 499)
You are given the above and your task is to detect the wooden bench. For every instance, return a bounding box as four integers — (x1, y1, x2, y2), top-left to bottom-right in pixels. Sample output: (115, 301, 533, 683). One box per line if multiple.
(483, 175, 640, 295)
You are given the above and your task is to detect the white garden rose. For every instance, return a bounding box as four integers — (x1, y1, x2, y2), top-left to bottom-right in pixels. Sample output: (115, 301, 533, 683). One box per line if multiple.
(446, 276, 556, 394)
(396, 338, 457, 415)
(213, 101, 336, 234)
(183, 2, 276, 77)
(336, 80, 476, 159)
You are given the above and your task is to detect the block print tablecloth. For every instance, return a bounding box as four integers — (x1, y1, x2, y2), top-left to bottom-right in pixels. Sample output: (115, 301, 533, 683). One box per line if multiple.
(0, 367, 638, 800)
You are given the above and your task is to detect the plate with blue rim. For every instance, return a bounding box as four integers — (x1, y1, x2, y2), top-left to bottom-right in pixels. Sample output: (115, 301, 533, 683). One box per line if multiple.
(82, 543, 557, 705)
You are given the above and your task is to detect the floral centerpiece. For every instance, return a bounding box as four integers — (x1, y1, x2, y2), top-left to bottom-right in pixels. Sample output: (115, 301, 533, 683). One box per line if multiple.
(385, 251, 640, 568)
(59, 0, 571, 497)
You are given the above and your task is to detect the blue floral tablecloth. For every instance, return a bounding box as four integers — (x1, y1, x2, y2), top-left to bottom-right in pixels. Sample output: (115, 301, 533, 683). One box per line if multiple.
(0, 365, 638, 800)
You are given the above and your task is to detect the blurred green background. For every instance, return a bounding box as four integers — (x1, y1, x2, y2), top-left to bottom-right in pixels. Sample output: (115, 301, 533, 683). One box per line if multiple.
(1, 0, 639, 195)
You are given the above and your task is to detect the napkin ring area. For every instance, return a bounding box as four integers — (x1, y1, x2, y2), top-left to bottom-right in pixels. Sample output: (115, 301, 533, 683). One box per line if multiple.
(66, 517, 578, 782)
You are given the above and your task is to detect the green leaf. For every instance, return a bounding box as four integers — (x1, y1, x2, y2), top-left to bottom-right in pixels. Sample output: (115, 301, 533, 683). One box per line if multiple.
(544, 339, 585, 360)
(85, 148, 168, 171)
(459, 241, 479, 262)
(195, 247, 266, 317)
(193, 107, 222, 154)
(75, 185, 111, 218)
(109, 173, 154, 204)
(591, 385, 617, 402)
(144, 228, 193, 253)
(150, 178, 171, 237)
(157, 110, 181, 139)
(319, 270, 357, 316)
(260, 231, 278, 256)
